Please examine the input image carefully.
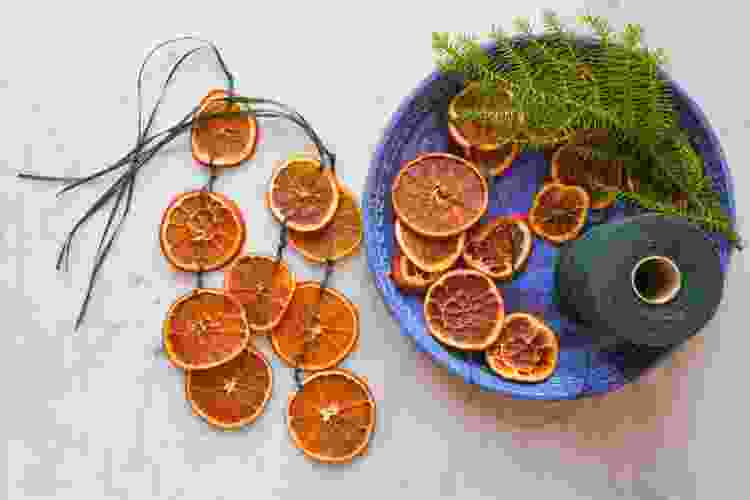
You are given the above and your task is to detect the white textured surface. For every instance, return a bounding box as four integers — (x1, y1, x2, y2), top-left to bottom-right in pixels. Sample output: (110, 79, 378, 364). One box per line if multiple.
(4, 1, 747, 499)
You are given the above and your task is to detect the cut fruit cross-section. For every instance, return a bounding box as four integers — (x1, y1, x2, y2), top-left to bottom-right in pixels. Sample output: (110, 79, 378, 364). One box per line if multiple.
(224, 254, 296, 332)
(163, 289, 251, 370)
(424, 269, 505, 351)
(463, 216, 533, 280)
(528, 183, 590, 244)
(271, 282, 359, 371)
(287, 369, 376, 463)
(394, 218, 464, 273)
(192, 89, 258, 167)
(485, 313, 559, 383)
(159, 190, 246, 272)
(388, 253, 443, 295)
(186, 347, 273, 429)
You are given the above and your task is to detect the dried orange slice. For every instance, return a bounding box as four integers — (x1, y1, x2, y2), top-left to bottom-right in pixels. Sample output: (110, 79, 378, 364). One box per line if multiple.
(388, 253, 442, 294)
(463, 216, 533, 280)
(271, 281, 358, 371)
(528, 183, 590, 244)
(267, 158, 340, 233)
(159, 190, 246, 272)
(186, 347, 272, 429)
(163, 289, 250, 370)
(391, 153, 488, 238)
(485, 313, 559, 383)
(424, 269, 505, 351)
(191, 89, 258, 167)
(224, 254, 296, 332)
(288, 184, 363, 263)
(394, 218, 464, 273)
(287, 369, 376, 463)
(467, 143, 520, 177)
(550, 129, 623, 209)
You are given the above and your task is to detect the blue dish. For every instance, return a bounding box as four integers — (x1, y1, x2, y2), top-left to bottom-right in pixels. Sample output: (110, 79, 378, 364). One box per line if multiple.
(363, 41, 737, 400)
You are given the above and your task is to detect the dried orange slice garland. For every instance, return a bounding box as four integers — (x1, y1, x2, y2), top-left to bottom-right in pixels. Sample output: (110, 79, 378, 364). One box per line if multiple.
(19, 39, 374, 463)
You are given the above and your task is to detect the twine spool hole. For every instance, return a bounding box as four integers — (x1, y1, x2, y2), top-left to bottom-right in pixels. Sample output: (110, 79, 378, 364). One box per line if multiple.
(631, 255, 682, 305)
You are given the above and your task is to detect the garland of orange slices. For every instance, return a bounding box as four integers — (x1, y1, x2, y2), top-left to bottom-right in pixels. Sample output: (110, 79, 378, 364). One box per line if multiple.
(388, 82, 617, 383)
(19, 40, 375, 464)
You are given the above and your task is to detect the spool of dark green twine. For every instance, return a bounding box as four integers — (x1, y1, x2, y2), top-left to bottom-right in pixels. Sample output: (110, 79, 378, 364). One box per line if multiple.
(555, 214, 725, 348)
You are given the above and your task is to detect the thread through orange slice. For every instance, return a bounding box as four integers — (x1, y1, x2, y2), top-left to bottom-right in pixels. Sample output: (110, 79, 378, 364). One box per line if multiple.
(192, 89, 258, 167)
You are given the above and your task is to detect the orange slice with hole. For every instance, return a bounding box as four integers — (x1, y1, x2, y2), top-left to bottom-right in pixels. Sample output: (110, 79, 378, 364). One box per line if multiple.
(388, 253, 442, 294)
(287, 369, 376, 463)
(391, 153, 488, 238)
(267, 158, 340, 233)
(186, 347, 273, 429)
(159, 190, 246, 272)
(163, 289, 251, 370)
(271, 281, 358, 371)
(394, 218, 464, 273)
(288, 184, 363, 263)
(463, 216, 533, 279)
(424, 269, 505, 351)
(224, 254, 296, 332)
(191, 89, 258, 167)
(485, 312, 559, 383)
(528, 183, 590, 244)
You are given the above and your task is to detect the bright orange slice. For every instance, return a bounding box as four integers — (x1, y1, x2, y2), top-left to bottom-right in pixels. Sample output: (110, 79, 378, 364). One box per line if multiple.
(463, 216, 533, 280)
(485, 312, 559, 383)
(287, 369, 376, 463)
(388, 253, 442, 294)
(391, 153, 488, 238)
(271, 281, 358, 371)
(159, 190, 246, 272)
(224, 254, 296, 332)
(163, 289, 251, 370)
(424, 269, 505, 351)
(528, 183, 590, 244)
(191, 89, 258, 167)
(186, 347, 273, 429)
(288, 184, 363, 263)
(394, 218, 464, 273)
(267, 158, 340, 233)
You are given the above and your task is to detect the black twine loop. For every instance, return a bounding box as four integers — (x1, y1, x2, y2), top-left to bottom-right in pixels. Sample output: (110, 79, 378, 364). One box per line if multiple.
(275, 217, 289, 264)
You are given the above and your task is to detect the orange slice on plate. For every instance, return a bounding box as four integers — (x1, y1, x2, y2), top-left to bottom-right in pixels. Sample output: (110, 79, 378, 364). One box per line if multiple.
(391, 152, 488, 238)
(163, 289, 251, 370)
(191, 89, 258, 167)
(485, 312, 559, 383)
(224, 254, 296, 332)
(186, 347, 273, 429)
(388, 253, 442, 294)
(267, 158, 340, 233)
(271, 281, 358, 371)
(287, 369, 376, 463)
(528, 183, 590, 244)
(394, 218, 464, 273)
(159, 190, 246, 272)
(463, 216, 533, 279)
(288, 184, 363, 263)
(424, 269, 505, 351)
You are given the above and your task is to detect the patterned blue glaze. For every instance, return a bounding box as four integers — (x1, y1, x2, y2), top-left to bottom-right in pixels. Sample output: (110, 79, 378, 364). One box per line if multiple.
(363, 44, 736, 400)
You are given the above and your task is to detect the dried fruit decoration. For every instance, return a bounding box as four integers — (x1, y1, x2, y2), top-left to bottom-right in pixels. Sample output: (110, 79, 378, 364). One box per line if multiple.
(485, 313, 559, 383)
(19, 38, 375, 461)
(528, 183, 590, 244)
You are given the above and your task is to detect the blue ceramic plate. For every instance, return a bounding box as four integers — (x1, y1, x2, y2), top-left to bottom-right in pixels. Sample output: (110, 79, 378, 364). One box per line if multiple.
(363, 41, 737, 400)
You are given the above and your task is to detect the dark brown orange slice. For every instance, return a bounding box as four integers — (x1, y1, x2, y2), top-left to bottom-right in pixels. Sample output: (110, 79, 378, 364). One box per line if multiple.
(528, 183, 590, 244)
(485, 313, 559, 383)
(159, 190, 246, 272)
(463, 216, 533, 280)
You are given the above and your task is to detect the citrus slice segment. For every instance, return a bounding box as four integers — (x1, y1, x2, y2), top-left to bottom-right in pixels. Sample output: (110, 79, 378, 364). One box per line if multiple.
(467, 143, 521, 177)
(287, 369, 376, 463)
(528, 183, 590, 244)
(391, 153, 488, 238)
(424, 269, 505, 351)
(550, 129, 623, 209)
(163, 289, 251, 370)
(159, 190, 246, 272)
(267, 158, 340, 232)
(388, 253, 442, 294)
(271, 282, 358, 371)
(224, 254, 296, 332)
(191, 89, 258, 167)
(462, 216, 533, 280)
(186, 347, 273, 429)
(394, 219, 464, 273)
(288, 184, 363, 263)
(485, 312, 559, 383)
